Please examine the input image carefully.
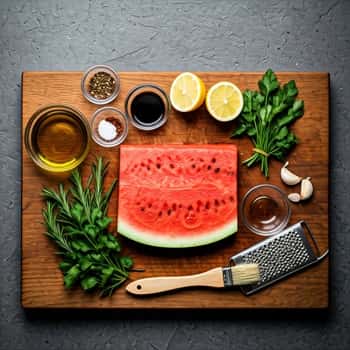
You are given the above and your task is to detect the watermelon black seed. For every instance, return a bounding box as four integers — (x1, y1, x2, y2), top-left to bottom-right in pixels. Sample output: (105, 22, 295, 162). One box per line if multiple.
(170, 164, 174, 168)
(172, 203, 177, 210)
(211, 158, 216, 163)
(192, 164, 196, 168)
(140, 207, 145, 211)
(147, 166, 150, 171)
(158, 211, 162, 217)
(215, 199, 219, 206)
(214, 168, 220, 173)
(229, 196, 234, 202)
(156, 163, 161, 169)
(167, 209, 172, 216)
(188, 205, 193, 211)
(205, 202, 210, 210)
(207, 165, 212, 170)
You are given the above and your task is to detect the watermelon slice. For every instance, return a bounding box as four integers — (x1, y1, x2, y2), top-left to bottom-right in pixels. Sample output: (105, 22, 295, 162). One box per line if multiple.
(117, 145, 238, 248)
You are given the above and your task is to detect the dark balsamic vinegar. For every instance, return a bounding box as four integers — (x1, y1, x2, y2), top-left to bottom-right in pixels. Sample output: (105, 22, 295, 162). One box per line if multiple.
(131, 92, 165, 125)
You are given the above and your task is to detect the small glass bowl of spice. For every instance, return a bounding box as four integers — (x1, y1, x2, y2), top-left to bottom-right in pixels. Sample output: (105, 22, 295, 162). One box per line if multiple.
(81, 65, 120, 105)
(90, 107, 128, 147)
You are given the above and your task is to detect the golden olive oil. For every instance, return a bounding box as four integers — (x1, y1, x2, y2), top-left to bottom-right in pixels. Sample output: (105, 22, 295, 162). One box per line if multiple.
(32, 112, 89, 171)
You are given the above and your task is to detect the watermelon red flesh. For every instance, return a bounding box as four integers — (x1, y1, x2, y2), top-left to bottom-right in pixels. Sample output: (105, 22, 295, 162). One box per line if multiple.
(117, 144, 238, 248)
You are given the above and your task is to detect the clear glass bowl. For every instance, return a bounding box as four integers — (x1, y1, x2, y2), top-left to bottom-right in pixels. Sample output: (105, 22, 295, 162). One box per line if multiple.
(81, 65, 120, 105)
(90, 107, 129, 148)
(24, 104, 90, 173)
(241, 184, 291, 236)
(124, 84, 170, 131)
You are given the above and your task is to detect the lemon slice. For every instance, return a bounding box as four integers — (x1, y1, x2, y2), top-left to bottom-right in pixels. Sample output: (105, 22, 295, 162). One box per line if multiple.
(170, 72, 206, 112)
(206, 82, 243, 121)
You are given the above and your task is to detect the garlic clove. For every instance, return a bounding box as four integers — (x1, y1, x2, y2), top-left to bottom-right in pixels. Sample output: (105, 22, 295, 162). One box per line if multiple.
(288, 193, 301, 203)
(300, 177, 313, 200)
(280, 161, 302, 186)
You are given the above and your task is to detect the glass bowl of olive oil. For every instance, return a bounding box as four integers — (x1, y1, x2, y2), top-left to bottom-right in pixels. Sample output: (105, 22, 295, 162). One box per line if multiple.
(24, 105, 91, 173)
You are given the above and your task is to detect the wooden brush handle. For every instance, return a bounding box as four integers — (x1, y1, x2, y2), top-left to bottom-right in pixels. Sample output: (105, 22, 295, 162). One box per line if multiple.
(126, 267, 224, 295)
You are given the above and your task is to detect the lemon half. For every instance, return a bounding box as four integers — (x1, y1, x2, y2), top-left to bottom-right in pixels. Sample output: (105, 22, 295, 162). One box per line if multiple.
(205, 82, 243, 121)
(170, 72, 206, 112)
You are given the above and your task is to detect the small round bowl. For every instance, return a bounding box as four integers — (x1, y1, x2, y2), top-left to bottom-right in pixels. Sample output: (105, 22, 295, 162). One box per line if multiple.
(81, 65, 120, 105)
(90, 107, 128, 148)
(124, 84, 170, 131)
(241, 184, 291, 236)
(24, 104, 90, 173)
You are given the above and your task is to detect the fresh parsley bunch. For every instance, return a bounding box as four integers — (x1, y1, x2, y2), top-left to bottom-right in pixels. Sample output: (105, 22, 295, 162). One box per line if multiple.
(231, 69, 304, 177)
(42, 158, 133, 296)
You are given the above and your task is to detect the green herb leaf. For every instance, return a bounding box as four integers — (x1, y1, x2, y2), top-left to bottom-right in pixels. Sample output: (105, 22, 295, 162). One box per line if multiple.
(258, 69, 279, 98)
(121, 256, 133, 269)
(64, 265, 81, 288)
(100, 266, 114, 287)
(81, 276, 98, 291)
(96, 217, 112, 229)
(84, 223, 98, 239)
(79, 257, 93, 271)
(59, 261, 73, 272)
(71, 240, 91, 253)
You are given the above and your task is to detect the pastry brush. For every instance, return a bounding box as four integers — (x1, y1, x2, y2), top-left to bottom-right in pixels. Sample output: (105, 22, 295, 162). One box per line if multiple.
(126, 264, 260, 295)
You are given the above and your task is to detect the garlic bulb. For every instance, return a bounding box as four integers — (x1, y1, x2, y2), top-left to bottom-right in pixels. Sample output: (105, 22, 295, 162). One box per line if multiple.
(280, 161, 302, 186)
(300, 177, 313, 200)
(288, 193, 301, 203)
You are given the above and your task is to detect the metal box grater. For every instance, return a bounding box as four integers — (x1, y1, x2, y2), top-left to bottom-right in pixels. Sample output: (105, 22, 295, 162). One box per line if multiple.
(230, 221, 328, 295)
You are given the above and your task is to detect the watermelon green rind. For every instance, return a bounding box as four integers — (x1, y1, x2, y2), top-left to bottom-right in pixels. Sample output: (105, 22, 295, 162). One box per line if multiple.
(117, 219, 237, 248)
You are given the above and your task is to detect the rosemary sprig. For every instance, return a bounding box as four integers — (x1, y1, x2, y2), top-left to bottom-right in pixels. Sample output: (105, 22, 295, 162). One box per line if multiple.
(42, 157, 133, 296)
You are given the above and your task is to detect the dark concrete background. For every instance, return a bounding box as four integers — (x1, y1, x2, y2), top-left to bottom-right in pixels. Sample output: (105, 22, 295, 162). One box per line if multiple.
(1, 0, 349, 349)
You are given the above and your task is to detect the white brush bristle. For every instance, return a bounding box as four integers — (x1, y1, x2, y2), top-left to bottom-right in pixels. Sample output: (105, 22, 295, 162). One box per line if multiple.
(231, 264, 260, 285)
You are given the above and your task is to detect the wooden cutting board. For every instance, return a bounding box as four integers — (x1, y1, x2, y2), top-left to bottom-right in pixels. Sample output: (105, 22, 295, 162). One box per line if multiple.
(21, 72, 329, 309)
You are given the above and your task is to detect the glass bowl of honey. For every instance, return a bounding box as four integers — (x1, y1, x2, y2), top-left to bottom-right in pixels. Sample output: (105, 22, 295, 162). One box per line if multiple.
(241, 184, 291, 236)
(24, 105, 91, 173)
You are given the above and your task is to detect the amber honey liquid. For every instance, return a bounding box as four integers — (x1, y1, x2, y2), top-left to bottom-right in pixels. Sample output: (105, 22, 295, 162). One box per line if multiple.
(33, 114, 88, 169)
(248, 195, 281, 230)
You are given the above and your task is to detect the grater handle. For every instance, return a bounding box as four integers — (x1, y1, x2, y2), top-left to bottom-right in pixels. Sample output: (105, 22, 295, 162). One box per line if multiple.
(301, 221, 329, 260)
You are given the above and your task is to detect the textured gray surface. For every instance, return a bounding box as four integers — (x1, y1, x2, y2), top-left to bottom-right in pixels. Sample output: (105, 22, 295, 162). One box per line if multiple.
(1, 0, 350, 349)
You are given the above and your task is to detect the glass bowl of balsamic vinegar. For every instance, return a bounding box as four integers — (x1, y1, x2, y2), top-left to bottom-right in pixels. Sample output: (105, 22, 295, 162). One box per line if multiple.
(125, 84, 170, 131)
(241, 184, 291, 236)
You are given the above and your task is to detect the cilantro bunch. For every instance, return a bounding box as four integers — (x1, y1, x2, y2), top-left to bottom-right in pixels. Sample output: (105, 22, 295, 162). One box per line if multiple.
(42, 158, 133, 296)
(231, 69, 304, 177)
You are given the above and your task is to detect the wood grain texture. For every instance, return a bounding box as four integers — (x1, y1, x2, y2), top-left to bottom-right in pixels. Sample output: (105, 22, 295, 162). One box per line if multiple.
(21, 72, 329, 309)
